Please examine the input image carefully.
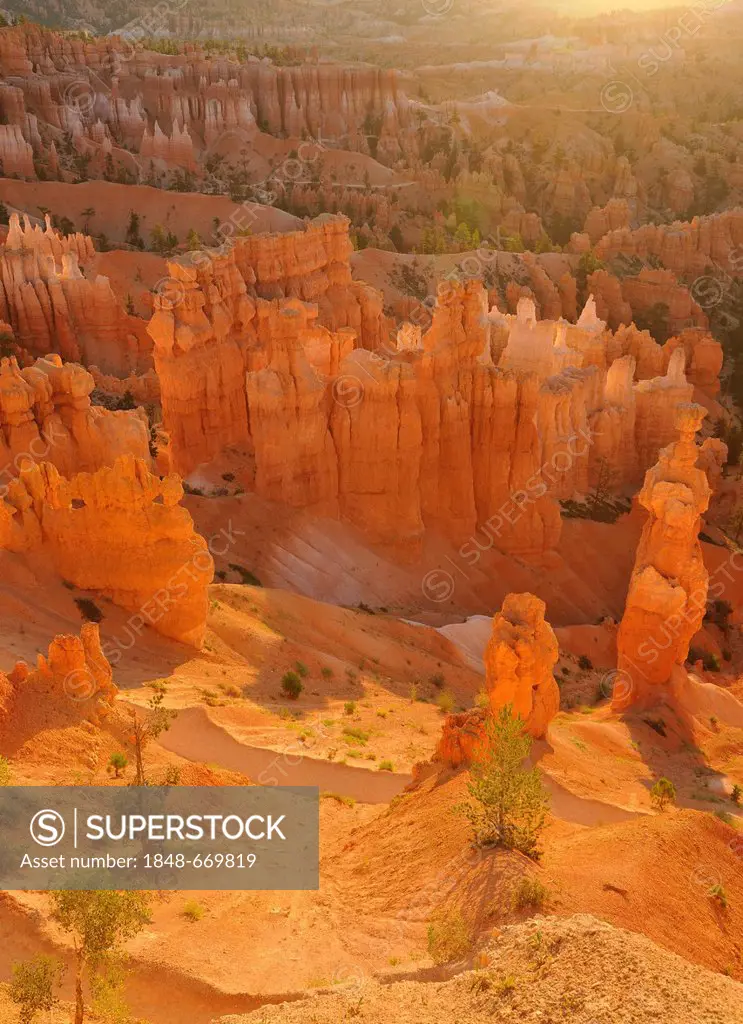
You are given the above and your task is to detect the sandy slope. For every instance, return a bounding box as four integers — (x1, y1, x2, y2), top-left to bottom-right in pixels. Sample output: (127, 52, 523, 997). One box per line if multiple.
(218, 914, 743, 1024)
(0, 179, 301, 243)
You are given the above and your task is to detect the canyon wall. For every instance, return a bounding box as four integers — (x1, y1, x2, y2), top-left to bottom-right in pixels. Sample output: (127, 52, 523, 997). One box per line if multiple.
(0, 214, 152, 375)
(0, 354, 150, 484)
(0, 455, 212, 646)
(150, 231, 722, 561)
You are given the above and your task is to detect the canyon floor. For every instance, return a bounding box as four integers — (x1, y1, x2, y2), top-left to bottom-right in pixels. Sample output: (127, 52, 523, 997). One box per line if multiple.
(2, 542, 743, 1023)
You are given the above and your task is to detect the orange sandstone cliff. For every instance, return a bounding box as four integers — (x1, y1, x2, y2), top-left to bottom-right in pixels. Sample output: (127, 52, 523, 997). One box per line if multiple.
(0, 455, 212, 646)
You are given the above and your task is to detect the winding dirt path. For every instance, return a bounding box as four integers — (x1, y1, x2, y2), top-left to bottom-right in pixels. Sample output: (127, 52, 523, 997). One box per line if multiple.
(158, 707, 412, 803)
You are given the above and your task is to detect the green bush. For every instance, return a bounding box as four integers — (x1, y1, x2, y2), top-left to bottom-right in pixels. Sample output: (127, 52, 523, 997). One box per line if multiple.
(281, 671, 303, 700)
(650, 777, 676, 811)
(108, 753, 128, 778)
(437, 690, 455, 714)
(512, 875, 550, 911)
(426, 908, 472, 964)
(454, 704, 549, 858)
(182, 900, 204, 922)
(378, 760, 394, 772)
(578, 655, 593, 671)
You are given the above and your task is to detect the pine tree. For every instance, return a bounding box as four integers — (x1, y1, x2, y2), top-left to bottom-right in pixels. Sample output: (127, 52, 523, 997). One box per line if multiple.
(455, 704, 549, 858)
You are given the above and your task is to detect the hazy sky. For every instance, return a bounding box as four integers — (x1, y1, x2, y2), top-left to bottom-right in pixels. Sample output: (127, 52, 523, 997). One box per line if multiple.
(553, 0, 692, 11)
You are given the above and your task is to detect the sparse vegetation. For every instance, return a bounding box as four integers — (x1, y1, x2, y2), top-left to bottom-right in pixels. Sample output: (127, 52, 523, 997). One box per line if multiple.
(708, 883, 728, 909)
(455, 704, 549, 858)
(321, 792, 356, 807)
(512, 875, 550, 911)
(182, 900, 205, 922)
(9, 954, 64, 1023)
(74, 597, 104, 623)
(51, 890, 152, 1024)
(650, 777, 676, 811)
(426, 907, 472, 965)
(128, 690, 178, 785)
(344, 700, 356, 715)
(342, 727, 370, 747)
(108, 752, 128, 778)
(437, 690, 455, 714)
(577, 654, 593, 671)
(378, 759, 394, 771)
(281, 671, 303, 700)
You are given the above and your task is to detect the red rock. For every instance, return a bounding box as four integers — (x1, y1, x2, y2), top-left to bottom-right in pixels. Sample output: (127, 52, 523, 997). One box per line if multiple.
(615, 404, 712, 709)
(0, 455, 212, 646)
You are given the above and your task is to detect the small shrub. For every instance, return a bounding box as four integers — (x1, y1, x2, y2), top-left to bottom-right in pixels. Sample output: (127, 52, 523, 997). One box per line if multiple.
(321, 792, 355, 807)
(74, 597, 104, 623)
(344, 700, 356, 715)
(281, 671, 303, 700)
(475, 688, 489, 709)
(9, 954, 64, 1023)
(0, 755, 12, 785)
(321, 666, 334, 679)
(732, 784, 742, 805)
(378, 760, 394, 772)
(182, 900, 204, 922)
(229, 563, 262, 586)
(708, 883, 728, 909)
(512, 875, 550, 911)
(342, 727, 369, 747)
(163, 765, 181, 785)
(437, 690, 455, 714)
(578, 655, 593, 671)
(430, 673, 446, 689)
(426, 908, 472, 965)
(108, 753, 128, 778)
(495, 975, 517, 998)
(650, 777, 676, 811)
(294, 661, 309, 678)
(688, 647, 719, 671)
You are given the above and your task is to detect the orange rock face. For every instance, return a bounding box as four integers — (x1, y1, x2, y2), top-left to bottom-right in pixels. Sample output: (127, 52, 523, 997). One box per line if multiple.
(0, 455, 212, 647)
(615, 404, 713, 710)
(484, 592, 560, 737)
(663, 329, 724, 397)
(594, 209, 743, 276)
(34, 622, 117, 704)
(437, 592, 560, 767)
(0, 215, 152, 375)
(0, 354, 150, 486)
(0, 623, 116, 734)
